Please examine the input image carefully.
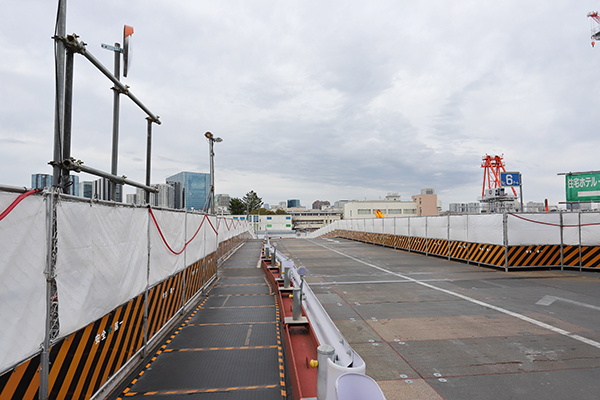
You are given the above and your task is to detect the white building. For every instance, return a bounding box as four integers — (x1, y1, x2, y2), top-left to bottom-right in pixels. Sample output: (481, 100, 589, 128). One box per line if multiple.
(230, 214, 293, 232)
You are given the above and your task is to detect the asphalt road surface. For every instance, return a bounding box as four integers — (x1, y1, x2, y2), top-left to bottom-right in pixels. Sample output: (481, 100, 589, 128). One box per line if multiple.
(276, 237, 600, 400)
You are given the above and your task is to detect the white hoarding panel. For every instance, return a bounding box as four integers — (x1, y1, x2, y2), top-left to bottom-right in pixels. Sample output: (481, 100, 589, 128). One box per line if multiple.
(0, 192, 46, 372)
(383, 218, 394, 235)
(149, 209, 186, 285)
(427, 216, 448, 239)
(410, 217, 426, 238)
(395, 218, 409, 236)
(449, 215, 468, 241)
(581, 213, 600, 246)
(562, 213, 581, 246)
(56, 202, 148, 338)
(364, 218, 374, 233)
(507, 213, 561, 245)
(373, 218, 384, 235)
(468, 214, 503, 245)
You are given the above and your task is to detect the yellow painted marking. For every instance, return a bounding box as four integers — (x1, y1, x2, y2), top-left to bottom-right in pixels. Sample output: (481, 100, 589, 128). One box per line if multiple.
(164, 345, 277, 352)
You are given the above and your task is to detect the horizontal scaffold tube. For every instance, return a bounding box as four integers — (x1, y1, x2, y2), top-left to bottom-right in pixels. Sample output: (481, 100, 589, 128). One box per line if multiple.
(59, 158, 158, 193)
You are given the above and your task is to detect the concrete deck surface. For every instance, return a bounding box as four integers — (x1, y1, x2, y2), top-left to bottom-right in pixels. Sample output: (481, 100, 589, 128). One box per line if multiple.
(276, 237, 600, 400)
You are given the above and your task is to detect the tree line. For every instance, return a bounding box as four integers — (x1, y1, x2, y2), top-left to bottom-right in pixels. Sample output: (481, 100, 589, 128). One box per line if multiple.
(229, 190, 288, 215)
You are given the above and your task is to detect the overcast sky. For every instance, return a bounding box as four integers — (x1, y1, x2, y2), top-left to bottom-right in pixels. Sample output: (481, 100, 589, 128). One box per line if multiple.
(2, 1, 600, 209)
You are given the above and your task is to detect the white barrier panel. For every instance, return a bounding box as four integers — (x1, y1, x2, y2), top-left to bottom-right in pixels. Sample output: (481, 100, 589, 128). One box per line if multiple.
(383, 218, 394, 235)
(581, 213, 600, 246)
(149, 209, 186, 285)
(427, 216, 447, 240)
(468, 214, 503, 245)
(364, 218, 374, 233)
(507, 213, 561, 246)
(373, 218, 384, 235)
(0, 192, 46, 372)
(410, 217, 426, 238)
(563, 213, 581, 246)
(185, 213, 209, 264)
(395, 217, 409, 236)
(449, 215, 468, 241)
(56, 202, 148, 339)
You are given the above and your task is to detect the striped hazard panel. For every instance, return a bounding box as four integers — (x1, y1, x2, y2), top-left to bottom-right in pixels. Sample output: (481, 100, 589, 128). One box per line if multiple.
(563, 245, 580, 267)
(410, 237, 427, 253)
(581, 246, 600, 268)
(449, 241, 470, 261)
(427, 239, 448, 257)
(507, 245, 561, 267)
(383, 234, 395, 247)
(469, 243, 505, 267)
(395, 235, 410, 250)
(373, 233, 385, 245)
(0, 293, 146, 400)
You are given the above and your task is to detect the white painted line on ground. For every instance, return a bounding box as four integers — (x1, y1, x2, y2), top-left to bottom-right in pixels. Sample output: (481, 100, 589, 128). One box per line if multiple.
(309, 239, 600, 350)
(536, 295, 600, 311)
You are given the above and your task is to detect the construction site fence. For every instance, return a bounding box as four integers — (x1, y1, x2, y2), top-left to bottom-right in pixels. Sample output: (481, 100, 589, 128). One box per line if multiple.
(0, 188, 253, 400)
(308, 212, 600, 270)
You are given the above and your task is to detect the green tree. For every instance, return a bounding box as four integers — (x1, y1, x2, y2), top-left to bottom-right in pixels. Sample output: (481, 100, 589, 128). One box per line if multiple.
(274, 208, 289, 215)
(229, 197, 246, 215)
(242, 190, 263, 214)
(250, 207, 276, 215)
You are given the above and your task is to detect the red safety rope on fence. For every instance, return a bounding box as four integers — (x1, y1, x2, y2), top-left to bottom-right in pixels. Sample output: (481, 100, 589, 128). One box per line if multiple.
(508, 213, 600, 228)
(149, 208, 217, 255)
(0, 189, 40, 222)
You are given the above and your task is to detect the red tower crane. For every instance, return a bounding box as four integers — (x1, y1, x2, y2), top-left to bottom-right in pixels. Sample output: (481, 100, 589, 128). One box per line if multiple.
(588, 12, 600, 46)
(481, 154, 517, 197)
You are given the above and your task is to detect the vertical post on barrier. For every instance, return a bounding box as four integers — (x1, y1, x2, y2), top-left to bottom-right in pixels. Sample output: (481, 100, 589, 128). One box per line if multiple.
(40, 189, 56, 400)
(447, 214, 451, 261)
(317, 344, 335, 400)
(143, 206, 151, 357)
(503, 213, 509, 272)
(579, 212, 582, 271)
(559, 210, 564, 271)
(181, 210, 187, 314)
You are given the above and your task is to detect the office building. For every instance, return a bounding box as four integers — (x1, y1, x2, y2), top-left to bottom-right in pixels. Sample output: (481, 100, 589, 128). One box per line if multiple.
(79, 181, 93, 199)
(92, 178, 121, 201)
(287, 199, 301, 208)
(166, 172, 210, 211)
(31, 174, 52, 190)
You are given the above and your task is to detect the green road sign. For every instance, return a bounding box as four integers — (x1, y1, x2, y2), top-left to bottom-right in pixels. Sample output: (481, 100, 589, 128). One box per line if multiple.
(565, 172, 600, 202)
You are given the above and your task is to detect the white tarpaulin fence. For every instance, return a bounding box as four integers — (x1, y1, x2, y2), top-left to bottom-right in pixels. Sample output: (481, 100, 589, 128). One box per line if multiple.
(0, 189, 252, 374)
(309, 213, 600, 248)
(0, 191, 46, 375)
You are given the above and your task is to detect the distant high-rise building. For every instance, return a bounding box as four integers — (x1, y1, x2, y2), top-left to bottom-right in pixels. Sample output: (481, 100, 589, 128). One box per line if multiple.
(287, 199, 301, 208)
(92, 178, 121, 201)
(312, 200, 330, 210)
(31, 174, 52, 190)
(169, 181, 185, 209)
(126, 193, 138, 205)
(166, 172, 210, 211)
(150, 183, 175, 208)
(32, 173, 78, 195)
(79, 181, 93, 199)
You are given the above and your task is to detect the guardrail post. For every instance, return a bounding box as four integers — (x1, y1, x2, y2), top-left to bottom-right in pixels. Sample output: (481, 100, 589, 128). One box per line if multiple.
(292, 287, 302, 320)
(317, 344, 335, 400)
(284, 265, 291, 288)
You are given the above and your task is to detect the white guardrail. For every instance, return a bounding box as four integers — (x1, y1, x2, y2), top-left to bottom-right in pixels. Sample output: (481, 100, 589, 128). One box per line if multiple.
(263, 235, 386, 400)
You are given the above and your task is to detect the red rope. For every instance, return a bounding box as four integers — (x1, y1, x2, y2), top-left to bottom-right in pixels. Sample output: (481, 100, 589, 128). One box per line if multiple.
(508, 213, 600, 228)
(0, 189, 40, 222)
(148, 209, 209, 255)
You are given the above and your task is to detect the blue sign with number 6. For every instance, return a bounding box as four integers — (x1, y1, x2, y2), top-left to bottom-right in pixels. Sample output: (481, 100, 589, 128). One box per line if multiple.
(500, 172, 521, 187)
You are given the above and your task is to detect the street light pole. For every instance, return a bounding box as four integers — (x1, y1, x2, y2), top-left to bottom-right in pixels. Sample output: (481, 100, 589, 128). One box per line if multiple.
(205, 132, 222, 215)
